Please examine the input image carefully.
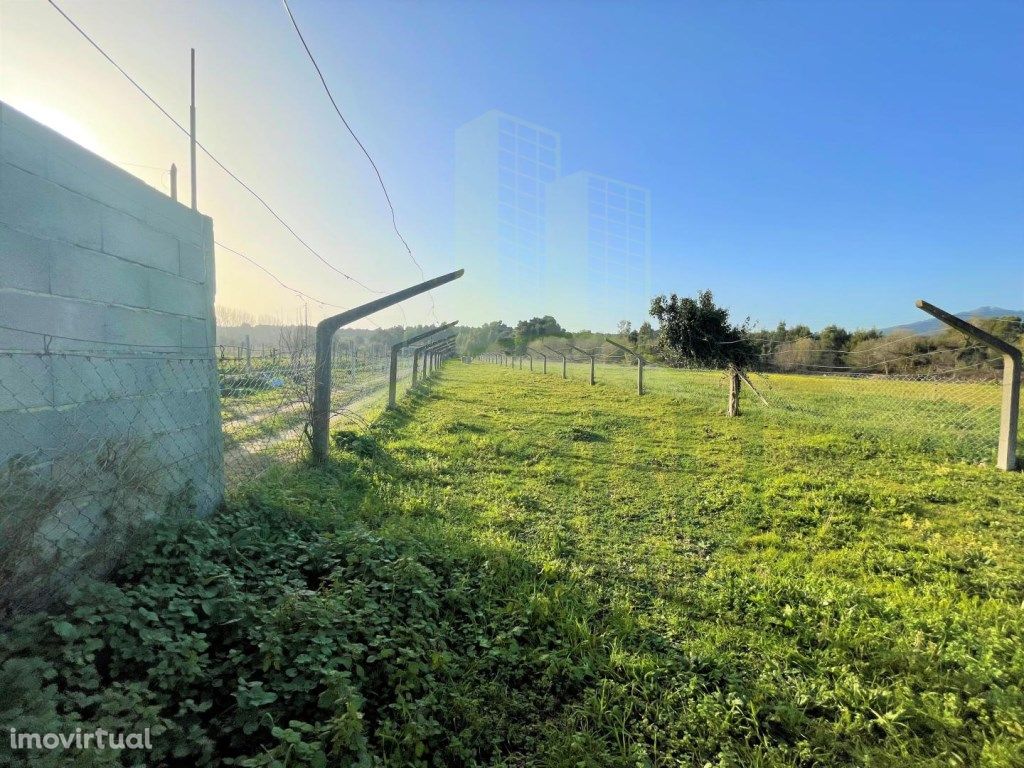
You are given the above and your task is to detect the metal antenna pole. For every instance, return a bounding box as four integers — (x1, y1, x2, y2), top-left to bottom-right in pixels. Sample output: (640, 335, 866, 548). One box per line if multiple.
(190, 48, 197, 210)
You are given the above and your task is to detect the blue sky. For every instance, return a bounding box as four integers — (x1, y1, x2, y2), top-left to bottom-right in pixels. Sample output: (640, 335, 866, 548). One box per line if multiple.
(3, 0, 1022, 331)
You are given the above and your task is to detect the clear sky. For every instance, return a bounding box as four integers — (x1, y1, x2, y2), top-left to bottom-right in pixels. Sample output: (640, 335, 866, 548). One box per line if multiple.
(2, 0, 1022, 332)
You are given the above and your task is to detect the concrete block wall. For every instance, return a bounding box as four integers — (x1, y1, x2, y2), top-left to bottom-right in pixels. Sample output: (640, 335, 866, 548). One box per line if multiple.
(0, 102, 223, 599)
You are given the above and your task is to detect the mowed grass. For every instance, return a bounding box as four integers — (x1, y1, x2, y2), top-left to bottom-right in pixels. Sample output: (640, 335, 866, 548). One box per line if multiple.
(358, 361, 1024, 765)
(554, 360, 1008, 463)
(6, 360, 1021, 766)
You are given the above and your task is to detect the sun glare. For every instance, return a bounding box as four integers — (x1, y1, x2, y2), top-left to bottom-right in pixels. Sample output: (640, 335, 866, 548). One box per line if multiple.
(13, 98, 106, 156)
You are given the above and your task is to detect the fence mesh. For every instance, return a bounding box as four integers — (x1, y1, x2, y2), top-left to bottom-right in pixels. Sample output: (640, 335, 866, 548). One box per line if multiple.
(0, 328, 425, 620)
(498, 337, 1011, 465)
(0, 344, 221, 618)
(218, 338, 417, 483)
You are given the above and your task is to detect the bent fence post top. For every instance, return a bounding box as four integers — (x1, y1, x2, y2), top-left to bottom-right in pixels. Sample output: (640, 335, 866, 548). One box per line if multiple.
(604, 338, 645, 395)
(603, 337, 644, 362)
(312, 268, 464, 464)
(431, 341, 455, 377)
(541, 343, 565, 357)
(568, 344, 596, 385)
(916, 299, 1021, 471)
(542, 343, 568, 379)
(414, 339, 444, 380)
(529, 347, 548, 373)
(418, 335, 456, 379)
(389, 321, 458, 409)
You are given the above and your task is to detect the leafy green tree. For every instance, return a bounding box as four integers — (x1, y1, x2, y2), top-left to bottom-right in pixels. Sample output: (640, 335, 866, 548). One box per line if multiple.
(817, 324, 852, 367)
(637, 322, 654, 345)
(649, 290, 755, 365)
(974, 315, 1023, 345)
(512, 316, 566, 352)
(457, 321, 510, 356)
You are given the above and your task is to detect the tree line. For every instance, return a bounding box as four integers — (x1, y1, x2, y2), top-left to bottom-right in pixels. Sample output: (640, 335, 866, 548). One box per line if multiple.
(461, 290, 1023, 377)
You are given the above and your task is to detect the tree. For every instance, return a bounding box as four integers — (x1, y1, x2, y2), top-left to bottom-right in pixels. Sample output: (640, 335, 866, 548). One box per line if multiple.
(457, 321, 510, 356)
(512, 316, 566, 352)
(637, 321, 654, 345)
(817, 324, 852, 368)
(649, 290, 755, 366)
(974, 315, 1024, 345)
(773, 336, 822, 371)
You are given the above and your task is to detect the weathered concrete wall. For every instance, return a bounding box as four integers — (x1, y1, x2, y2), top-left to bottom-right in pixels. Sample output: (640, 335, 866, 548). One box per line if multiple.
(0, 101, 222, 594)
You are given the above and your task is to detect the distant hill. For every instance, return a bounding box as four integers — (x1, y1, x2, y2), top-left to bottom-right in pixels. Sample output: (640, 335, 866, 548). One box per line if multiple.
(884, 306, 1024, 335)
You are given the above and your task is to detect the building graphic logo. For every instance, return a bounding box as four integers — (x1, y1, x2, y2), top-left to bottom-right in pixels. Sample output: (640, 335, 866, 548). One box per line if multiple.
(455, 110, 650, 330)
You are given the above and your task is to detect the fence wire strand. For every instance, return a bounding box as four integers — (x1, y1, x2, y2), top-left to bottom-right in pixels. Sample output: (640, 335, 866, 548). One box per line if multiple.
(489, 338, 1010, 465)
(0, 326, 425, 619)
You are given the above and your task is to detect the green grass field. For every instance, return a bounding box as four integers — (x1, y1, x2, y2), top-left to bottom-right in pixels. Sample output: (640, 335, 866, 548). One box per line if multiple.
(554, 359, 1008, 463)
(4, 360, 1022, 766)
(367, 362, 1024, 764)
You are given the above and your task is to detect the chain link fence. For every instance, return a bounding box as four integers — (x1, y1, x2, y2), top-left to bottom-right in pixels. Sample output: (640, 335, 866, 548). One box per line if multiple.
(0, 326, 424, 620)
(495, 336, 1011, 465)
(0, 339, 221, 618)
(218, 336, 417, 482)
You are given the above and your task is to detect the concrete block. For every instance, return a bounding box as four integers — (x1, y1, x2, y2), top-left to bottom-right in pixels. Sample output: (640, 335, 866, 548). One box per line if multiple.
(0, 114, 49, 178)
(102, 305, 180, 349)
(100, 207, 179, 274)
(147, 356, 204, 398)
(152, 391, 213, 433)
(144, 195, 205, 247)
(0, 324, 46, 353)
(0, 406, 66, 462)
(51, 355, 153, 407)
(148, 273, 206, 318)
(177, 240, 207, 282)
(48, 148, 148, 220)
(0, 163, 103, 250)
(0, 290, 107, 349)
(49, 241, 148, 309)
(0, 353, 52, 412)
(0, 224, 51, 293)
(148, 424, 211, 475)
(180, 316, 212, 349)
(201, 216, 215, 292)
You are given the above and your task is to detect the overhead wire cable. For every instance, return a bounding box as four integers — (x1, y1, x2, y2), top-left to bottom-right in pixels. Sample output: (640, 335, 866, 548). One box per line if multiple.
(279, 0, 438, 324)
(46, 0, 384, 296)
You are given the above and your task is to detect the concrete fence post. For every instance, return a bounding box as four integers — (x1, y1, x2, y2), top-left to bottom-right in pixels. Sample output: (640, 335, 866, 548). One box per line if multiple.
(569, 344, 596, 385)
(604, 338, 645, 395)
(416, 337, 454, 383)
(388, 322, 458, 409)
(916, 299, 1021, 470)
(311, 269, 463, 463)
(543, 345, 567, 379)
